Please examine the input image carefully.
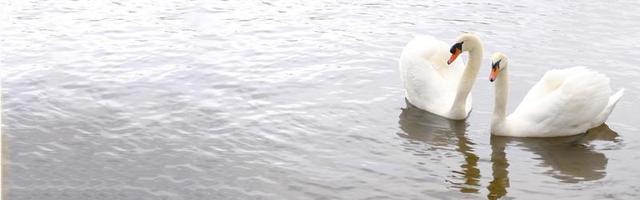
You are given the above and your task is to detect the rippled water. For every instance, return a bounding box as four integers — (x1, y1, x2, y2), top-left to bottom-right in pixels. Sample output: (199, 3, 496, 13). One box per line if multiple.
(3, 0, 640, 199)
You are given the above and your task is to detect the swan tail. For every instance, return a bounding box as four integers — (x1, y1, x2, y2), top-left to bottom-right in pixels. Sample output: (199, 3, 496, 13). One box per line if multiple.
(592, 88, 624, 127)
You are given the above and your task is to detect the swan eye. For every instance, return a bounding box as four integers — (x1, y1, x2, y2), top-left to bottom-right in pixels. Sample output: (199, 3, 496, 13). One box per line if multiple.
(449, 42, 463, 54)
(492, 59, 501, 70)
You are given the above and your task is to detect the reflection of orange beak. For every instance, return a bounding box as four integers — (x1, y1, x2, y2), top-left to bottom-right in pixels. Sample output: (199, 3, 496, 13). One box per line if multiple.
(489, 68, 499, 82)
(447, 49, 461, 65)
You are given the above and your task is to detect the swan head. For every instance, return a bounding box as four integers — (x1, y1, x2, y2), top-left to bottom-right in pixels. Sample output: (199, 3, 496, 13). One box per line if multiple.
(489, 52, 508, 82)
(447, 33, 482, 65)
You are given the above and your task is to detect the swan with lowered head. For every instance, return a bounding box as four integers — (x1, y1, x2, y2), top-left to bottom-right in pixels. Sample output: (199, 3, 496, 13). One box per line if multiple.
(488, 52, 624, 137)
(399, 33, 484, 120)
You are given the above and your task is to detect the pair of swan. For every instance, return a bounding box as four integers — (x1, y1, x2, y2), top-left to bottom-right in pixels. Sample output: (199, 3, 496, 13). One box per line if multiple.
(399, 33, 624, 137)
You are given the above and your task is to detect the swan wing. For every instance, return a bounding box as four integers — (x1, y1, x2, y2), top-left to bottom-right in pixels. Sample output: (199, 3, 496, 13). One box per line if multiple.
(509, 67, 611, 136)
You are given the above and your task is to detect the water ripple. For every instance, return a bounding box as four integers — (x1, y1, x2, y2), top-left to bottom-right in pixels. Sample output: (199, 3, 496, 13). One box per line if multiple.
(3, 0, 640, 199)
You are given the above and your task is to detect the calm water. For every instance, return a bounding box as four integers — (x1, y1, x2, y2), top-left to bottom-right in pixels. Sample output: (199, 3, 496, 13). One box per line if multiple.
(3, 0, 640, 199)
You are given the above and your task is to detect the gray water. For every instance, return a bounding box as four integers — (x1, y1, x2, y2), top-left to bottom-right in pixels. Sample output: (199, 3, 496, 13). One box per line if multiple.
(3, 0, 640, 199)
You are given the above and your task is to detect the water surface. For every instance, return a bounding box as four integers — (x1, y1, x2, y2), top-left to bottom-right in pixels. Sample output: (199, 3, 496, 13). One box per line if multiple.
(3, 0, 640, 199)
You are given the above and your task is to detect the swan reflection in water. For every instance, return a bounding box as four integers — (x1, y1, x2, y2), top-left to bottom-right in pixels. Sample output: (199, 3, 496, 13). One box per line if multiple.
(397, 101, 620, 199)
(397, 102, 480, 193)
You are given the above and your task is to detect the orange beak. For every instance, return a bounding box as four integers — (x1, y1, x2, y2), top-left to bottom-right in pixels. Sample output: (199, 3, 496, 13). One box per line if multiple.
(447, 49, 461, 65)
(489, 67, 499, 82)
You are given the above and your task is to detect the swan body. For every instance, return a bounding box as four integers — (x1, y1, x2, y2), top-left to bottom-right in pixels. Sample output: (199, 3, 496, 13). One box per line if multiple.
(399, 33, 483, 119)
(489, 53, 624, 137)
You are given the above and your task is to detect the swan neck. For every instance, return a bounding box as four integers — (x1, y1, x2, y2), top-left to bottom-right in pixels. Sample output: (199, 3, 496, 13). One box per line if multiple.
(493, 68, 508, 123)
(452, 41, 483, 113)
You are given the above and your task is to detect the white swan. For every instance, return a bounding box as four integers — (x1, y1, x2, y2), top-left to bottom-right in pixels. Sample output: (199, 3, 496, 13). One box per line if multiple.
(399, 33, 483, 120)
(489, 53, 624, 137)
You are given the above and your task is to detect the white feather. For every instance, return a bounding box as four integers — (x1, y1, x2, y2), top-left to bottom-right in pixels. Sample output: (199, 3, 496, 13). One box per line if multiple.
(399, 34, 480, 119)
(491, 54, 624, 137)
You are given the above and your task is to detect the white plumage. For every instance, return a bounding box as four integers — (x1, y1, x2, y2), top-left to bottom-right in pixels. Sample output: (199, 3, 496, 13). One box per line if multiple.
(490, 53, 624, 137)
(399, 34, 483, 119)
